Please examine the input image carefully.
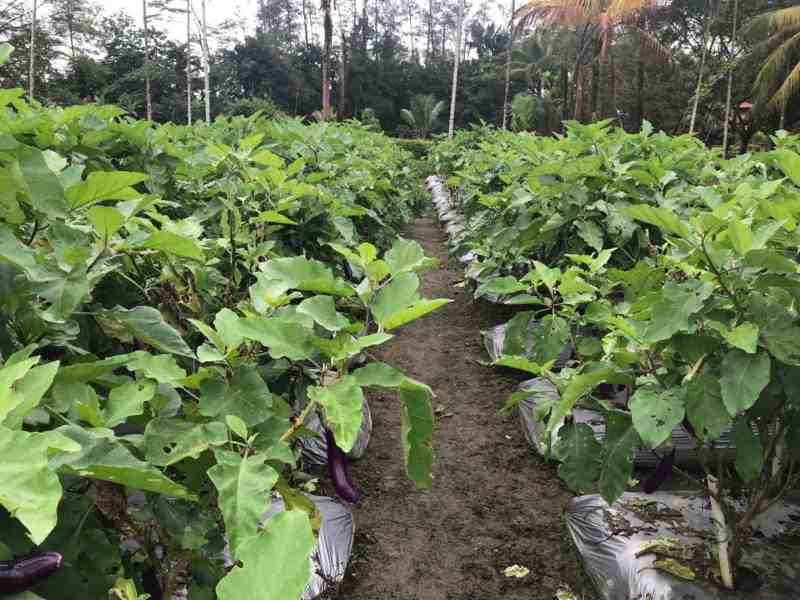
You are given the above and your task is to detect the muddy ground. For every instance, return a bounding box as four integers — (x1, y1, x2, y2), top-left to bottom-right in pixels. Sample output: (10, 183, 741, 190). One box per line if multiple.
(331, 217, 598, 600)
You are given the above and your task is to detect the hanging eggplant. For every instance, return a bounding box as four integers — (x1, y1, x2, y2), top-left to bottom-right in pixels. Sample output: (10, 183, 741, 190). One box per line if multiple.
(324, 426, 360, 504)
(642, 448, 676, 494)
(0, 551, 62, 594)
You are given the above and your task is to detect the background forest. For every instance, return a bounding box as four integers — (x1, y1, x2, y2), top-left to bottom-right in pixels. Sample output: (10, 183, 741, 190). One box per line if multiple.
(1, 0, 798, 142)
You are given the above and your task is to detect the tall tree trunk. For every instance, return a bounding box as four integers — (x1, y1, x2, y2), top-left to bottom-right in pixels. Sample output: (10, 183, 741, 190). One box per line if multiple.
(201, 0, 210, 124)
(67, 0, 76, 59)
(407, 0, 415, 59)
(635, 36, 645, 130)
(339, 32, 348, 119)
(258, 0, 267, 33)
(28, 0, 37, 101)
(447, 0, 464, 138)
(186, 0, 192, 125)
(501, 0, 515, 130)
(426, 0, 432, 58)
(722, 0, 738, 159)
(321, 0, 332, 121)
(689, 0, 712, 134)
(302, 0, 310, 48)
(143, 0, 152, 120)
(561, 60, 569, 127)
(590, 60, 600, 120)
(574, 67, 585, 122)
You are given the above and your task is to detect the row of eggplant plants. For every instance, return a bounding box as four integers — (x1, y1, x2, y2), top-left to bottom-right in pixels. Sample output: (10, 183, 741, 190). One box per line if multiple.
(0, 43, 447, 600)
(429, 119, 800, 591)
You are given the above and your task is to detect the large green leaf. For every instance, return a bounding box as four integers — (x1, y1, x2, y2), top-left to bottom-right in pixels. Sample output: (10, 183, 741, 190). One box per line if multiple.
(104, 380, 157, 428)
(86, 205, 125, 239)
(385, 238, 427, 275)
(554, 422, 601, 492)
(723, 322, 759, 354)
(774, 149, 800, 186)
(260, 256, 353, 296)
(52, 426, 196, 500)
(208, 450, 279, 558)
(491, 356, 547, 375)
(216, 509, 315, 600)
(383, 298, 451, 330)
(30, 264, 90, 321)
(296, 295, 350, 331)
(732, 418, 762, 482)
(629, 386, 686, 449)
(399, 379, 434, 488)
(719, 350, 771, 416)
(544, 366, 625, 442)
(102, 306, 194, 357)
(643, 281, 712, 343)
(0, 357, 41, 423)
(621, 204, 690, 238)
(352, 363, 404, 387)
(599, 410, 639, 505)
(685, 375, 731, 442)
(238, 316, 313, 361)
(308, 376, 364, 453)
(728, 221, 753, 256)
(0, 427, 80, 544)
(142, 230, 205, 262)
(371, 271, 420, 326)
(144, 418, 228, 466)
(0, 225, 37, 271)
(529, 316, 570, 364)
(17, 146, 68, 217)
(2, 360, 59, 429)
(198, 366, 274, 427)
(65, 171, 147, 209)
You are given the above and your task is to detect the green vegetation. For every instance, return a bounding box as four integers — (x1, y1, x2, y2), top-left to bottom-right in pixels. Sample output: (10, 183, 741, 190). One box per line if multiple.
(431, 119, 800, 587)
(0, 44, 447, 599)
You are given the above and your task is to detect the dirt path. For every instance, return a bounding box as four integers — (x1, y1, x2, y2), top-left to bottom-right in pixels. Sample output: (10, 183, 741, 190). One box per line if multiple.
(336, 217, 595, 600)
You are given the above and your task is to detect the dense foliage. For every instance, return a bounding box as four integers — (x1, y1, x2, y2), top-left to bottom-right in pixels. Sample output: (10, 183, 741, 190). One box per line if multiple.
(0, 44, 447, 599)
(431, 120, 800, 580)
(1, 0, 798, 139)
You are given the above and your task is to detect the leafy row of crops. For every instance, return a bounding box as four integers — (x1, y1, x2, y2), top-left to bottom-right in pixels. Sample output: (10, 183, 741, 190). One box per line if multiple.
(0, 45, 448, 599)
(429, 120, 800, 583)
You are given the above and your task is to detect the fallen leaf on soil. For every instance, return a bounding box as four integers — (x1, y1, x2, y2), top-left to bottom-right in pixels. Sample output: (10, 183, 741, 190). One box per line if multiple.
(503, 565, 530, 578)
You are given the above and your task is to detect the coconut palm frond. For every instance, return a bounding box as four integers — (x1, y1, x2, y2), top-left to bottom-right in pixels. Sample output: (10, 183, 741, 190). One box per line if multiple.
(607, 0, 658, 20)
(753, 30, 800, 108)
(768, 60, 800, 114)
(630, 26, 673, 64)
(514, 3, 588, 28)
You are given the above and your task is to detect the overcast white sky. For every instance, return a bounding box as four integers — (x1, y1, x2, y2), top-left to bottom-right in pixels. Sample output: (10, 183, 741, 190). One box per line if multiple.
(102, 0, 260, 40)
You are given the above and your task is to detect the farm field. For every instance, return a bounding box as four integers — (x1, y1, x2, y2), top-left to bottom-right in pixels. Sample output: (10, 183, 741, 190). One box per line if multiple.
(2, 0, 800, 598)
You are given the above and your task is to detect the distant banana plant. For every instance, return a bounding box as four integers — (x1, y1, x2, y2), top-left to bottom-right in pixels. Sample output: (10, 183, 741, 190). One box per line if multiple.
(747, 6, 800, 123)
(400, 94, 445, 138)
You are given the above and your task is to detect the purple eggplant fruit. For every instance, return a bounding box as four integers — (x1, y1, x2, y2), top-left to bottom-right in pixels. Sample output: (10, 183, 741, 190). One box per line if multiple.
(0, 552, 62, 594)
(642, 448, 676, 494)
(682, 416, 696, 439)
(324, 426, 360, 504)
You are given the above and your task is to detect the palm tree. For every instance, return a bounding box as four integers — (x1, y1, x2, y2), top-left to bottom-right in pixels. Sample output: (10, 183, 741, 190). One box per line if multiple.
(448, 0, 466, 138)
(502, 0, 517, 129)
(514, 0, 671, 122)
(401, 94, 446, 138)
(747, 5, 800, 128)
(721, 0, 739, 159)
(321, 0, 333, 121)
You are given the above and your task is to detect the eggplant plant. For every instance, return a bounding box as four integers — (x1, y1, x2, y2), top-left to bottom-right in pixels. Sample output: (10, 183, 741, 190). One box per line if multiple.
(0, 46, 446, 599)
(475, 141, 800, 588)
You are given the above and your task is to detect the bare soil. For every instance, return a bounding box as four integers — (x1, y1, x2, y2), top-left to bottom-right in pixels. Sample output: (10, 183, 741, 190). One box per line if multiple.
(334, 217, 597, 600)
